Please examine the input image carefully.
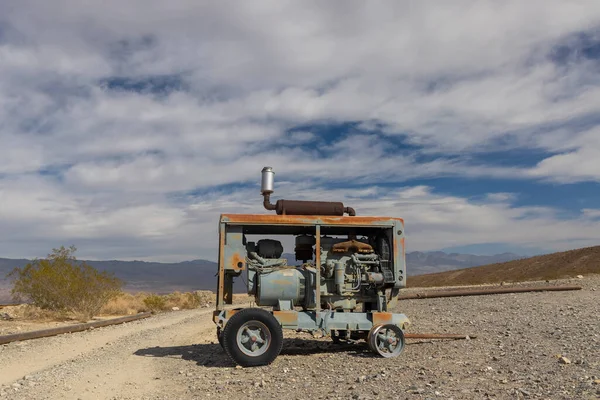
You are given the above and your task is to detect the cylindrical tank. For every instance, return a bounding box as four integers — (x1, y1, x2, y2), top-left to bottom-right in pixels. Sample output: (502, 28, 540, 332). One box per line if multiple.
(261, 167, 275, 194)
(256, 269, 306, 306)
(275, 200, 345, 216)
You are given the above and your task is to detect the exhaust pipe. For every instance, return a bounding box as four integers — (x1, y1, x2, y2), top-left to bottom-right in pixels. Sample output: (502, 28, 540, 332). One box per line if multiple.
(261, 167, 277, 211)
(260, 167, 356, 216)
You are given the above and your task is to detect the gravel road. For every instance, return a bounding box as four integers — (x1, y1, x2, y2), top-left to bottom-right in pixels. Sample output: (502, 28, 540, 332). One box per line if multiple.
(1, 276, 598, 400)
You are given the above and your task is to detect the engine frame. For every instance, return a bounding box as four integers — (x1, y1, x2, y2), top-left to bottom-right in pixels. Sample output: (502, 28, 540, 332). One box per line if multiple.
(212, 213, 410, 337)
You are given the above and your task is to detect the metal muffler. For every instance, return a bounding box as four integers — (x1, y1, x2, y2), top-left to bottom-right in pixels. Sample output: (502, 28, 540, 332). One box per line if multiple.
(260, 167, 356, 216)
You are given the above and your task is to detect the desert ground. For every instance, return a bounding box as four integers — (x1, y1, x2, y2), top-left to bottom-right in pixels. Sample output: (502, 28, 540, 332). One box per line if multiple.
(0, 276, 598, 400)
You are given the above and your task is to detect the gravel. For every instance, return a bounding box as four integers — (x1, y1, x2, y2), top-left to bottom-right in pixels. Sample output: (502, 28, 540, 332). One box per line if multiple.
(0, 276, 598, 399)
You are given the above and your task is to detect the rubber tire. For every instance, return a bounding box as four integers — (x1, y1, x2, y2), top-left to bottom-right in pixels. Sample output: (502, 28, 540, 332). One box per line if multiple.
(367, 324, 405, 358)
(222, 308, 283, 367)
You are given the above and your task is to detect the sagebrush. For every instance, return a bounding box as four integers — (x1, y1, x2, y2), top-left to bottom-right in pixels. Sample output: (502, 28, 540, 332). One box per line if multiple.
(8, 246, 123, 321)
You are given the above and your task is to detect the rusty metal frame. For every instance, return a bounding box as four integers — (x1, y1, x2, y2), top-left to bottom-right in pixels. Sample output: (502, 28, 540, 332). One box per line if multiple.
(214, 214, 404, 311)
(213, 213, 409, 336)
(220, 213, 404, 227)
(216, 221, 226, 309)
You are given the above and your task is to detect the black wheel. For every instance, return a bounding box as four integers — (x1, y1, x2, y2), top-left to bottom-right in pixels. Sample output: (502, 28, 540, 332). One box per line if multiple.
(217, 327, 224, 348)
(222, 308, 283, 367)
(367, 324, 405, 358)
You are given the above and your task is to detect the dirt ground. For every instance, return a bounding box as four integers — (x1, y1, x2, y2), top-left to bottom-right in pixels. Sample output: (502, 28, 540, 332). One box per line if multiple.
(0, 276, 598, 399)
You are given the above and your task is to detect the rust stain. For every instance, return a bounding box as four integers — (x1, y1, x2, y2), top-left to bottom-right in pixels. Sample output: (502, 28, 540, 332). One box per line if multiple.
(332, 239, 373, 253)
(221, 214, 404, 226)
(228, 251, 245, 271)
(273, 310, 298, 325)
(372, 312, 393, 325)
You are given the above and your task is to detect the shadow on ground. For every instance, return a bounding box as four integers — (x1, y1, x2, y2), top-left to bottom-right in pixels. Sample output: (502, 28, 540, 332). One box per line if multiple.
(134, 338, 377, 368)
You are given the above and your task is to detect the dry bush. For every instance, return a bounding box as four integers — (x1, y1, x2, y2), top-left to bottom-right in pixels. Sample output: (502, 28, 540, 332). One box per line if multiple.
(164, 291, 201, 309)
(4, 304, 73, 322)
(98, 290, 216, 316)
(100, 292, 148, 315)
(143, 294, 168, 312)
(195, 290, 215, 305)
(8, 246, 122, 321)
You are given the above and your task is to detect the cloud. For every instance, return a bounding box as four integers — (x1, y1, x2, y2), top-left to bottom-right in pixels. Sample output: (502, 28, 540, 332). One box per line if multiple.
(1, 1, 600, 260)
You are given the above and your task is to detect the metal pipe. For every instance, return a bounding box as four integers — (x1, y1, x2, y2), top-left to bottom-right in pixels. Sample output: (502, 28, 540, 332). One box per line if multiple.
(405, 333, 476, 340)
(0, 312, 152, 345)
(334, 261, 344, 295)
(398, 285, 582, 300)
(262, 193, 277, 211)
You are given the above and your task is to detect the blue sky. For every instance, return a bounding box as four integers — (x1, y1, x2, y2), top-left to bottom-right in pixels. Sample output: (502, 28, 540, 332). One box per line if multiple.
(1, 1, 600, 261)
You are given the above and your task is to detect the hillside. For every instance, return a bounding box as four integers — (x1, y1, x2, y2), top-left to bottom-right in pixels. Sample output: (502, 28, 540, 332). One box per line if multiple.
(407, 245, 600, 288)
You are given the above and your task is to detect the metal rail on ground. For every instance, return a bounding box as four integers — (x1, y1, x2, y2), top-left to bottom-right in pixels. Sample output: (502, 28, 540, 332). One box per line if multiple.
(0, 312, 152, 345)
(398, 285, 582, 300)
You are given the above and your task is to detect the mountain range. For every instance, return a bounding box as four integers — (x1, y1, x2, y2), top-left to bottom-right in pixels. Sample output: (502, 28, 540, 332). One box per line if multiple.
(0, 251, 523, 303)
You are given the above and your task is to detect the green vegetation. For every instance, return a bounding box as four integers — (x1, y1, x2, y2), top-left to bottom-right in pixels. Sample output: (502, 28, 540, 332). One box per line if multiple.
(8, 246, 123, 321)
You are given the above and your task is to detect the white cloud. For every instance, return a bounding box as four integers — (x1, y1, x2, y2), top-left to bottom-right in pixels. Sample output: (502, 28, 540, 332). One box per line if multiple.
(582, 208, 600, 219)
(1, 1, 600, 260)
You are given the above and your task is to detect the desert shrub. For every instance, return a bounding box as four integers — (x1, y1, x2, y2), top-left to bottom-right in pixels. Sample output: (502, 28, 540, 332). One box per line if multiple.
(101, 292, 148, 315)
(8, 246, 123, 321)
(164, 291, 201, 310)
(143, 294, 168, 312)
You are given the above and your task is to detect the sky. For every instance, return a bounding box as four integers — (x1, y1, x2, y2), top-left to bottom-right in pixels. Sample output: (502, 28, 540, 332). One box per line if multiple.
(1, 0, 600, 262)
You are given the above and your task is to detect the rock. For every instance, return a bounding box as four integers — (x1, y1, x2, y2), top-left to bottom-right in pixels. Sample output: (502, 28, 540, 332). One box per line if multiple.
(559, 357, 571, 364)
(577, 275, 584, 279)
(172, 307, 180, 311)
(0, 313, 13, 321)
(356, 375, 366, 383)
(519, 388, 531, 396)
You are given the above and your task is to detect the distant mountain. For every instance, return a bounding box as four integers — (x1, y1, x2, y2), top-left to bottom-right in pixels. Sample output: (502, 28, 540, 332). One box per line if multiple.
(406, 251, 523, 276)
(407, 245, 600, 288)
(0, 250, 523, 303)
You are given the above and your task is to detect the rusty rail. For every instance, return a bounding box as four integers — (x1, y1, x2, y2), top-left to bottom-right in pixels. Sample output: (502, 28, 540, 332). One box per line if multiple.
(405, 333, 476, 340)
(398, 285, 581, 300)
(0, 312, 152, 345)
